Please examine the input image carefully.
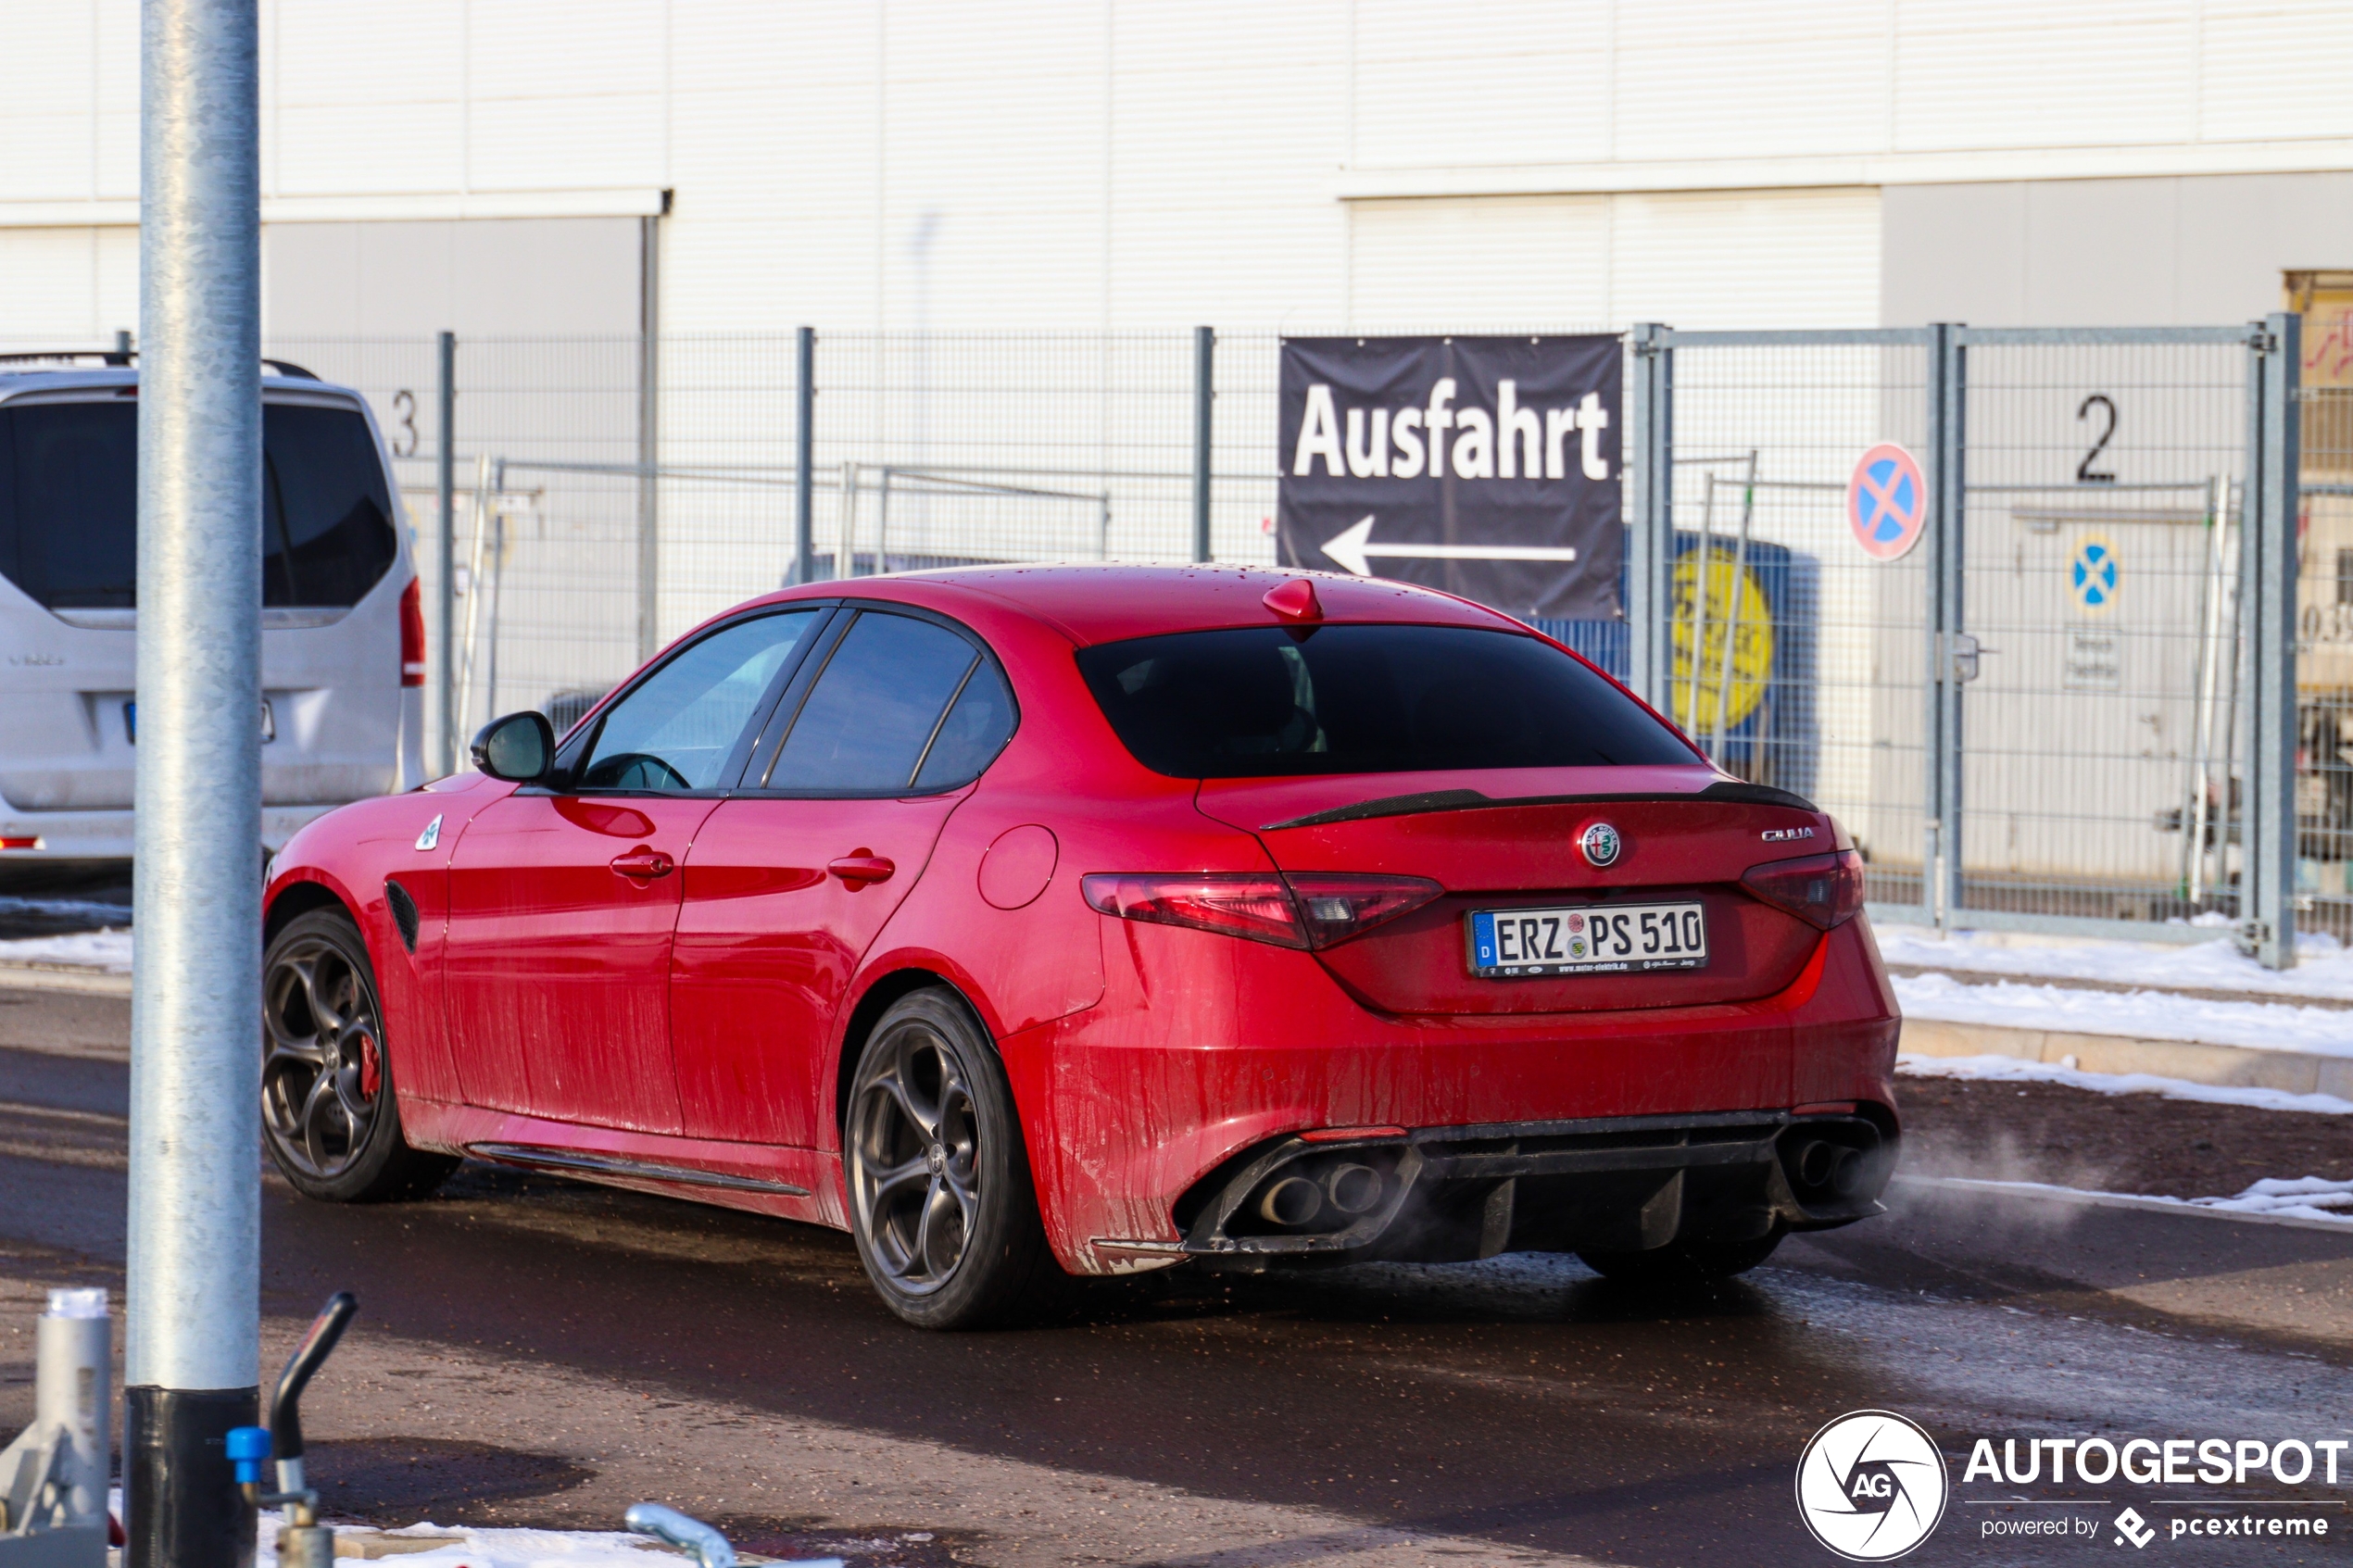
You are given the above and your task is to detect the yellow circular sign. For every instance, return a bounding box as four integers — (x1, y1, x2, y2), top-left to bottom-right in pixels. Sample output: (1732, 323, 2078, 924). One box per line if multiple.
(1669, 547, 1776, 734)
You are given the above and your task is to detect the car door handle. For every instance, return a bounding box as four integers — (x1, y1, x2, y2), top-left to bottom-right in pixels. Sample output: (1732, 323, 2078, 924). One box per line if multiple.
(610, 848, 675, 881)
(827, 853, 895, 888)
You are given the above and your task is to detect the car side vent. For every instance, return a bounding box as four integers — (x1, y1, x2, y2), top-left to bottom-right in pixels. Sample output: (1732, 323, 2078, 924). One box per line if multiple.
(384, 879, 421, 953)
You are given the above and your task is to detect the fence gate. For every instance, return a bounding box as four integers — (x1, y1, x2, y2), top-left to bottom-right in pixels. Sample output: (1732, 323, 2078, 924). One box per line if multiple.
(1631, 319, 2302, 967)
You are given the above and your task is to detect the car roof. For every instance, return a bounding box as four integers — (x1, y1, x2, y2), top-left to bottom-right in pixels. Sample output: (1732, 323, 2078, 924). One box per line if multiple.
(804, 563, 1528, 646)
(0, 361, 364, 403)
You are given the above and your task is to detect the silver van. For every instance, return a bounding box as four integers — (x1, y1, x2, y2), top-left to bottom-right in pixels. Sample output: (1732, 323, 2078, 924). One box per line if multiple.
(0, 354, 423, 867)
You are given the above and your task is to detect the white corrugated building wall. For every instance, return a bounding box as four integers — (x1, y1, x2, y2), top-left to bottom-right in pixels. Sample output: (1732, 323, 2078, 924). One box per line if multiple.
(6, 1, 2353, 341)
(6, 0, 2352, 858)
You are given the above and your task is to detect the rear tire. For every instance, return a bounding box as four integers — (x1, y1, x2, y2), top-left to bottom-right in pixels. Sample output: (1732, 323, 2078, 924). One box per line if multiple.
(261, 909, 458, 1203)
(844, 988, 1064, 1329)
(1579, 1228, 1783, 1285)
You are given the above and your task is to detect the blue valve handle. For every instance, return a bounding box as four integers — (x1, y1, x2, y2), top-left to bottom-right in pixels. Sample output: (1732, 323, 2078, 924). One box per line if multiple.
(226, 1426, 272, 1486)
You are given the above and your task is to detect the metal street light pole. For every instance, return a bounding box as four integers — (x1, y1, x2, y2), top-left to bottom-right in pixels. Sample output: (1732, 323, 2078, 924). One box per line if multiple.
(128, 2, 263, 1566)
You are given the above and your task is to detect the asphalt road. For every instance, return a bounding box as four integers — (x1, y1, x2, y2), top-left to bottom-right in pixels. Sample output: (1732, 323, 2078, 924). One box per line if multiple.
(0, 985, 2347, 1567)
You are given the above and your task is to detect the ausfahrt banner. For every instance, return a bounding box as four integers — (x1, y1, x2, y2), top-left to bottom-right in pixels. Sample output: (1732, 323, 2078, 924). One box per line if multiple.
(1277, 334, 1623, 620)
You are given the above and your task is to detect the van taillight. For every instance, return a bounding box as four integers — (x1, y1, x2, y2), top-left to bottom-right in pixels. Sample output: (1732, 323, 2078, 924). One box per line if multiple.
(398, 578, 425, 687)
(1741, 849, 1867, 931)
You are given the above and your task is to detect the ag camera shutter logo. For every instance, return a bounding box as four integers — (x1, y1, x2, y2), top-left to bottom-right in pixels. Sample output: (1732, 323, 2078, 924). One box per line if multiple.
(1795, 1411, 1949, 1561)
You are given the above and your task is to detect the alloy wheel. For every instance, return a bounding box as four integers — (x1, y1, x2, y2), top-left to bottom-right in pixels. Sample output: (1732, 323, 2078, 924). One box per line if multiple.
(849, 1020, 982, 1297)
(261, 935, 385, 1182)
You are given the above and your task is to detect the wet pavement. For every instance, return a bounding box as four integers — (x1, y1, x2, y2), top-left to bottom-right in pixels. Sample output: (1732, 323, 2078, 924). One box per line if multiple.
(0, 988, 2346, 1566)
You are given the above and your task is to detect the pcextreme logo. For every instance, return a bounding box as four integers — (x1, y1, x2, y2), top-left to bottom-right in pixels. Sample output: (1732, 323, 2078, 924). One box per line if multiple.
(1796, 1411, 1951, 1561)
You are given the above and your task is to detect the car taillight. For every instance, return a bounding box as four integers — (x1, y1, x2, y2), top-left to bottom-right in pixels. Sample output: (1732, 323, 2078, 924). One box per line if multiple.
(398, 577, 426, 687)
(1081, 872, 1441, 950)
(1285, 873, 1444, 946)
(1741, 848, 1867, 931)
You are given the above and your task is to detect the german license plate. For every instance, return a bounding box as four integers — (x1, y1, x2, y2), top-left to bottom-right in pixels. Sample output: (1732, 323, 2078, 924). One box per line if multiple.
(1467, 901, 1708, 977)
(123, 700, 274, 744)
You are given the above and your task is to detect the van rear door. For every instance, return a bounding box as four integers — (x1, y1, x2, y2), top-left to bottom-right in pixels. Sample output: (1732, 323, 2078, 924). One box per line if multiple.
(0, 389, 406, 819)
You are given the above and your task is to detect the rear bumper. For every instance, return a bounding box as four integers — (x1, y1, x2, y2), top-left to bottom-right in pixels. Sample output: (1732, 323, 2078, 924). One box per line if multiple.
(0, 804, 344, 860)
(1008, 914, 1903, 1275)
(1163, 1108, 1892, 1270)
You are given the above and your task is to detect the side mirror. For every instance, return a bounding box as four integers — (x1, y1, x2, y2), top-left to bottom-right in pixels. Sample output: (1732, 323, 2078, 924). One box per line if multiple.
(471, 711, 555, 782)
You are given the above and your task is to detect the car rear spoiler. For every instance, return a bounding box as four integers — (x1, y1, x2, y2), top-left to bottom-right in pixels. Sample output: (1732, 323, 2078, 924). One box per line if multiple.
(1262, 778, 1818, 832)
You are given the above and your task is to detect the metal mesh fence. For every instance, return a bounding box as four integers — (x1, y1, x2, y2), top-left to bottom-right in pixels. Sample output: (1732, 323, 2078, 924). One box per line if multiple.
(1957, 338, 2249, 927)
(818, 332, 1169, 571)
(261, 331, 1298, 762)
(1649, 339, 1933, 909)
(270, 336, 648, 748)
(1644, 325, 2292, 946)
(2296, 295, 2353, 943)
(0, 320, 2296, 947)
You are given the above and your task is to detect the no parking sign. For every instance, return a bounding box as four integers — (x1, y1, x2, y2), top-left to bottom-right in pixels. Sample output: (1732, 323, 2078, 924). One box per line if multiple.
(2069, 535, 2120, 613)
(1846, 443, 1927, 561)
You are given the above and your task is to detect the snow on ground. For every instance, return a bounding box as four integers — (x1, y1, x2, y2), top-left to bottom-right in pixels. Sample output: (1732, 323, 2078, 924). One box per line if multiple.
(1916, 1173, 2353, 1227)
(251, 1524, 849, 1568)
(253, 1513, 871, 1568)
(108, 1491, 852, 1568)
(261, 1524, 652, 1568)
(97, 1485, 864, 1568)
(1892, 969, 2353, 1055)
(1897, 1050, 2353, 1114)
(1876, 922, 2353, 1001)
(2196, 1175, 2353, 1221)
(0, 929, 132, 972)
(1894, 1057, 2353, 1218)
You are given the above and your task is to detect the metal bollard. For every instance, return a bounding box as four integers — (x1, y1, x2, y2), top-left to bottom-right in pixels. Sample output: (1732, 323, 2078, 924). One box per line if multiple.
(32, 1291, 108, 1529)
(0, 1287, 112, 1568)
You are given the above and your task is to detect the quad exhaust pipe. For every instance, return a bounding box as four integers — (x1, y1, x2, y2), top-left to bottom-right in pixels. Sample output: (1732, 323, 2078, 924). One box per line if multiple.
(1253, 1161, 1388, 1229)
(1257, 1176, 1323, 1227)
(1785, 1135, 1869, 1200)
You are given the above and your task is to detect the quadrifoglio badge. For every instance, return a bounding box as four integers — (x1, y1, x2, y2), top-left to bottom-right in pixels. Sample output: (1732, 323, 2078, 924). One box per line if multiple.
(1798, 1411, 2345, 1557)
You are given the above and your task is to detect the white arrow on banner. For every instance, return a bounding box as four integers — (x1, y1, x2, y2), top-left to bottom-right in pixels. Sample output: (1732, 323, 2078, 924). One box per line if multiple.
(1319, 515, 1580, 576)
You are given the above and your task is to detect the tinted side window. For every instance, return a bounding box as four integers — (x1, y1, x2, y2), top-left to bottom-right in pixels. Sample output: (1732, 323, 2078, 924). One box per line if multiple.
(0, 399, 399, 610)
(765, 612, 984, 794)
(1076, 624, 1697, 778)
(580, 610, 820, 791)
(912, 660, 1015, 791)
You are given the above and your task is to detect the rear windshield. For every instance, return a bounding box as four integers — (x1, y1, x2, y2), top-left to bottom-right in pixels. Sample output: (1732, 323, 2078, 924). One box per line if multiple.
(0, 398, 398, 610)
(1076, 623, 1697, 779)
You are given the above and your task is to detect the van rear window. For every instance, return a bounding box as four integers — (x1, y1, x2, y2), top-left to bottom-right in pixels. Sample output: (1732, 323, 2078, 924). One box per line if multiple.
(0, 399, 398, 610)
(1076, 623, 1698, 779)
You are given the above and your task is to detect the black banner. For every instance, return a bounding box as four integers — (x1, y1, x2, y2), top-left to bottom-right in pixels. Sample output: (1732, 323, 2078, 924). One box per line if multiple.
(1277, 334, 1623, 620)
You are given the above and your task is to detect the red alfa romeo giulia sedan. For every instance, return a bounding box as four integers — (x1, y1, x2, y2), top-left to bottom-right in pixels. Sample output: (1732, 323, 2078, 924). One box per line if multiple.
(260, 565, 1900, 1328)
